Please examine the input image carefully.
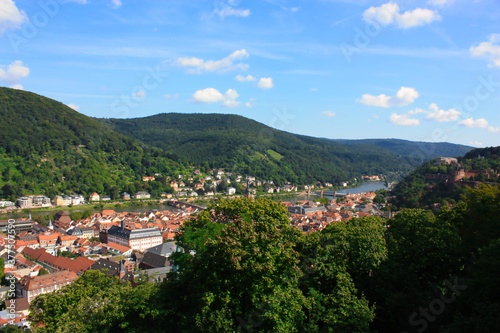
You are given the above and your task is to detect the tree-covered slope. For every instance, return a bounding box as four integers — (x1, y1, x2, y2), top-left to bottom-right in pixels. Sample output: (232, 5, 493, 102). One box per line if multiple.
(100, 113, 423, 185)
(390, 146, 500, 209)
(335, 138, 473, 161)
(0, 87, 182, 200)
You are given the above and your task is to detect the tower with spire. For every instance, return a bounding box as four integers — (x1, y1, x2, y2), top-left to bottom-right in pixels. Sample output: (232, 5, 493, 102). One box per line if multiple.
(47, 218, 54, 230)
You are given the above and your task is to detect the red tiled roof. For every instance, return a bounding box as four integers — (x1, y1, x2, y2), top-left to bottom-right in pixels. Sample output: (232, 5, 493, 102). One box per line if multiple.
(18, 270, 78, 292)
(105, 242, 132, 253)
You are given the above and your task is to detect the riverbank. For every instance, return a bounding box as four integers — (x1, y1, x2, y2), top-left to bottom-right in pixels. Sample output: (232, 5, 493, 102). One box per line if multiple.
(0, 183, 385, 220)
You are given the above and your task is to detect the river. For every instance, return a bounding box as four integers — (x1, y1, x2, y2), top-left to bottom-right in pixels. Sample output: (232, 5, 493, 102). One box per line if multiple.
(332, 181, 387, 195)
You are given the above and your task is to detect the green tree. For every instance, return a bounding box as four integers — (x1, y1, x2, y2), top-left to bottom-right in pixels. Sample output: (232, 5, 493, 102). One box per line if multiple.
(370, 209, 463, 332)
(296, 217, 385, 332)
(29, 270, 158, 333)
(159, 198, 306, 332)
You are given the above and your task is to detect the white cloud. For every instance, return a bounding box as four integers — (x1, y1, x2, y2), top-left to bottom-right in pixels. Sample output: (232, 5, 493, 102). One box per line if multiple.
(0, 0, 27, 34)
(363, 3, 399, 25)
(176, 49, 249, 74)
(291, 7, 299, 12)
(235, 74, 256, 82)
(470, 34, 500, 68)
(390, 113, 420, 126)
(360, 94, 391, 107)
(363, 3, 441, 29)
(111, 0, 122, 9)
(360, 86, 419, 108)
(0, 60, 29, 86)
(257, 77, 273, 89)
(224, 88, 239, 101)
(310, 88, 318, 92)
(192, 88, 225, 103)
(67, 103, 80, 111)
(10, 83, 23, 90)
(321, 111, 336, 117)
(459, 117, 488, 128)
(488, 126, 500, 133)
(469, 140, 483, 146)
(422, 103, 460, 122)
(214, 7, 250, 18)
(191, 88, 241, 108)
(397, 8, 441, 28)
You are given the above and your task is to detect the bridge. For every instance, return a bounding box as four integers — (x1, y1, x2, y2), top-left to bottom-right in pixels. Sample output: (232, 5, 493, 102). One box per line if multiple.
(167, 200, 205, 211)
(316, 191, 349, 197)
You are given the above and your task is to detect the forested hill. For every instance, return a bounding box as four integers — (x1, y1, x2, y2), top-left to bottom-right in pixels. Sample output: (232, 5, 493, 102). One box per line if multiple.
(100, 113, 467, 185)
(0, 87, 183, 200)
(335, 138, 472, 161)
(390, 146, 500, 209)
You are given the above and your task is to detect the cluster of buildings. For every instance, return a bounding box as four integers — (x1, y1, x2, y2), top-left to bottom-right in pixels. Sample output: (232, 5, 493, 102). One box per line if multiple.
(0, 184, 396, 328)
(425, 157, 499, 188)
(0, 206, 197, 328)
(1, 166, 387, 214)
(284, 191, 391, 233)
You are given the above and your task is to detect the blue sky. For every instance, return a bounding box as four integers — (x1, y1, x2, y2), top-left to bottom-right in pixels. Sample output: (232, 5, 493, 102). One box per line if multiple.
(1, 0, 499, 147)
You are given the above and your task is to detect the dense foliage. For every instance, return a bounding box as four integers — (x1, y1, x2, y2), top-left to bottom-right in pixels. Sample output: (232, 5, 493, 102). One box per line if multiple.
(0, 87, 184, 200)
(28, 187, 500, 332)
(100, 113, 457, 186)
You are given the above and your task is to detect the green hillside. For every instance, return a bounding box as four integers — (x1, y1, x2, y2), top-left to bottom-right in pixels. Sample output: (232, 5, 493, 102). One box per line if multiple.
(336, 138, 472, 161)
(390, 146, 500, 209)
(0, 87, 183, 200)
(100, 113, 428, 185)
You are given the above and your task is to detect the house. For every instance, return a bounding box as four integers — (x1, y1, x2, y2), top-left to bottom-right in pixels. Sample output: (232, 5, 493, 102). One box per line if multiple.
(0, 219, 35, 235)
(102, 242, 133, 256)
(133, 191, 150, 200)
(89, 258, 134, 281)
(107, 223, 162, 252)
(54, 195, 72, 206)
(120, 192, 131, 200)
(38, 233, 59, 251)
(227, 187, 236, 195)
(89, 192, 100, 201)
(66, 226, 94, 239)
(139, 251, 171, 270)
(21, 247, 93, 275)
(54, 211, 72, 224)
(58, 235, 78, 247)
(16, 270, 79, 303)
(142, 176, 155, 182)
(16, 195, 51, 208)
(145, 241, 177, 258)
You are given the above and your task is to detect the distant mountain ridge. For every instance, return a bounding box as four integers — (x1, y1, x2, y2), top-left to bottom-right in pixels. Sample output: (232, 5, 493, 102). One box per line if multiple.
(100, 113, 473, 185)
(0, 87, 475, 201)
(334, 138, 472, 161)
